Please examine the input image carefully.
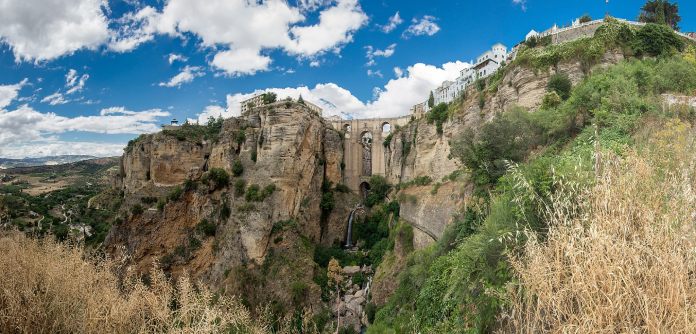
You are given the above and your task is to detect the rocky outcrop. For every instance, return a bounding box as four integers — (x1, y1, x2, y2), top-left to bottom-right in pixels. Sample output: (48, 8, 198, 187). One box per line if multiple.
(106, 102, 355, 313)
(382, 51, 625, 246)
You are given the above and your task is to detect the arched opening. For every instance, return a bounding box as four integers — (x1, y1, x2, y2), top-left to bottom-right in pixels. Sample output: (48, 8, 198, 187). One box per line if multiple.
(381, 122, 391, 133)
(360, 131, 372, 176)
(359, 182, 371, 200)
(343, 124, 352, 139)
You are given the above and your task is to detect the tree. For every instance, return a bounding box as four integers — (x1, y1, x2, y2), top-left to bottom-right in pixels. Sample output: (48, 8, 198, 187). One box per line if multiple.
(298, 94, 306, 105)
(636, 23, 685, 57)
(261, 92, 277, 104)
(639, 0, 681, 30)
(579, 14, 592, 23)
(427, 91, 435, 108)
(327, 258, 344, 333)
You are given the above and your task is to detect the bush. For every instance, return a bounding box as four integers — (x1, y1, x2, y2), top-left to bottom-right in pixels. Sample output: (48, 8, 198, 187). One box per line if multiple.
(131, 204, 144, 216)
(232, 160, 243, 176)
(478, 94, 486, 109)
(233, 179, 246, 197)
(208, 168, 230, 189)
(542, 91, 562, 109)
(579, 14, 592, 23)
(244, 184, 276, 202)
(547, 73, 572, 100)
(635, 23, 685, 57)
(196, 219, 216, 237)
(426, 103, 448, 135)
(168, 186, 183, 202)
(365, 176, 391, 208)
(261, 92, 277, 104)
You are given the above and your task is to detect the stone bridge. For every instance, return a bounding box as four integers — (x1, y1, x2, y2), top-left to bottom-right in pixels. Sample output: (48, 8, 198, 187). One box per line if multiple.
(329, 116, 411, 194)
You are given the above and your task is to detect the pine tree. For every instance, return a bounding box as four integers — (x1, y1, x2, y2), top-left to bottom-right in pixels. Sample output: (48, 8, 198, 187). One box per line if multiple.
(428, 91, 435, 108)
(298, 94, 306, 105)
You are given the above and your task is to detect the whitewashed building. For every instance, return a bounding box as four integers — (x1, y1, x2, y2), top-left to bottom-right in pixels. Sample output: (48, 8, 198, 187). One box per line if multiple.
(418, 43, 508, 112)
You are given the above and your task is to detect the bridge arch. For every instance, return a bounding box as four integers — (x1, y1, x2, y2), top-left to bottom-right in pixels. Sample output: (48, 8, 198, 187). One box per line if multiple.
(381, 122, 391, 133)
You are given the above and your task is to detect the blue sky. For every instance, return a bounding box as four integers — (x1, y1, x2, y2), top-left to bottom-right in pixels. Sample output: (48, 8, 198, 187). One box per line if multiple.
(0, 0, 694, 158)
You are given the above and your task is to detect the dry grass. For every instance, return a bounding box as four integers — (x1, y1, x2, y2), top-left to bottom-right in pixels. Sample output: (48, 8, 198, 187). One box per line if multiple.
(502, 120, 696, 333)
(0, 232, 286, 334)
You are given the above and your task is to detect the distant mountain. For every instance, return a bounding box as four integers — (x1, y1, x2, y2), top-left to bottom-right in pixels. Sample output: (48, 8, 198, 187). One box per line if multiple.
(0, 155, 99, 169)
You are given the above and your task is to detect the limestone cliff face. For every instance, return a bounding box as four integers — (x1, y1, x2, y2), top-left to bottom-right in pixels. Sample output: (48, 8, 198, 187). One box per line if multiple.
(382, 51, 625, 242)
(106, 102, 352, 311)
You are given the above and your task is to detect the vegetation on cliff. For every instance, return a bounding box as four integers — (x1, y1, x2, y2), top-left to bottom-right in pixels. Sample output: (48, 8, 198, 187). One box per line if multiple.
(368, 33, 696, 332)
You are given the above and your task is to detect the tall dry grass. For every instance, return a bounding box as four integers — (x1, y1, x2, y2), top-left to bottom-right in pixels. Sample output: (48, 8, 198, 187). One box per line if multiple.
(502, 120, 696, 333)
(0, 232, 280, 334)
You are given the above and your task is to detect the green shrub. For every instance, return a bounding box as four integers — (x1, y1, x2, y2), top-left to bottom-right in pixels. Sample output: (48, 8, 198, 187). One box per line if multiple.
(635, 23, 685, 57)
(262, 92, 277, 104)
(547, 73, 572, 100)
(140, 196, 157, 205)
(365, 176, 391, 208)
(131, 204, 144, 216)
(208, 168, 230, 189)
(383, 133, 393, 147)
(426, 103, 448, 135)
(579, 14, 592, 23)
(220, 202, 231, 220)
(234, 179, 246, 197)
(232, 160, 244, 176)
(197, 219, 216, 237)
(542, 91, 563, 109)
(478, 94, 486, 109)
(168, 186, 183, 202)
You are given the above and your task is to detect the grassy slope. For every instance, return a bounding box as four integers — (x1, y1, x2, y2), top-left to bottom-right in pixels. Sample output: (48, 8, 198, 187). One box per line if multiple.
(369, 21, 696, 333)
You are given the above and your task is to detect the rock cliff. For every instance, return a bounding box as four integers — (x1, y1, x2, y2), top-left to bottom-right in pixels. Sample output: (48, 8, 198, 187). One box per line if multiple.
(106, 102, 354, 312)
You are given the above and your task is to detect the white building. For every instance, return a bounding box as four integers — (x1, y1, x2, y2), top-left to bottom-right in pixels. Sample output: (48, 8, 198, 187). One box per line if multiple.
(240, 94, 265, 115)
(418, 43, 508, 112)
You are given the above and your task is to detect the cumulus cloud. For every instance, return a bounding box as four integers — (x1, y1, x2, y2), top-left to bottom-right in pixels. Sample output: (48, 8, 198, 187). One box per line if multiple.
(198, 60, 469, 121)
(0, 88, 169, 157)
(0, 141, 126, 159)
(0, 0, 109, 61)
(380, 12, 403, 33)
(403, 15, 441, 38)
(159, 66, 205, 87)
(393, 67, 404, 78)
(365, 43, 396, 66)
(0, 79, 28, 109)
(110, 0, 367, 76)
(367, 69, 383, 78)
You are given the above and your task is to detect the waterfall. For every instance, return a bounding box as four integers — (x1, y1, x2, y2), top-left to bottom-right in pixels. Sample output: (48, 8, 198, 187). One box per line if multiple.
(344, 209, 356, 248)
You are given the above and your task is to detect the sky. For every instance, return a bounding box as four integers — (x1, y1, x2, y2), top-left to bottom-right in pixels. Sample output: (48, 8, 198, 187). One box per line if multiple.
(0, 0, 694, 159)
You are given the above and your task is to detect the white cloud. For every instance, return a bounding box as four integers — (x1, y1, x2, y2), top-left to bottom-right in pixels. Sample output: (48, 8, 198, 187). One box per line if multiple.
(159, 66, 205, 87)
(3, 142, 123, 158)
(211, 49, 273, 77)
(513, 0, 527, 11)
(0, 104, 170, 153)
(111, 0, 366, 75)
(198, 60, 469, 121)
(109, 6, 159, 52)
(365, 43, 397, 66)
(403, 15, 441, 38)
(168, 53, 187, 64)
(286, 0, 368, 56)
(41, 92, 68, 106)
(0, 140, 126, 159)
(367, 69, 383, 78)
(0, 0, 109, 61)
(0, 79, 28, 109)
(65, 69, 89, 95)
(393, 67, 404, 78)
(380, 12, 403, 33)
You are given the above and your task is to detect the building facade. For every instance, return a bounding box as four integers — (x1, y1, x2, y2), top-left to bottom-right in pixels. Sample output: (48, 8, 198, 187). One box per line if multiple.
(419, 43, 508, 112)
(240, 94, 265, 115)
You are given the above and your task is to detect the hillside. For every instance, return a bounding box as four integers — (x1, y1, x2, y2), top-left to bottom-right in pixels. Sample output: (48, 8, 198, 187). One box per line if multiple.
(0, 155, 99, 169)
(1, 18, 696, 334)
